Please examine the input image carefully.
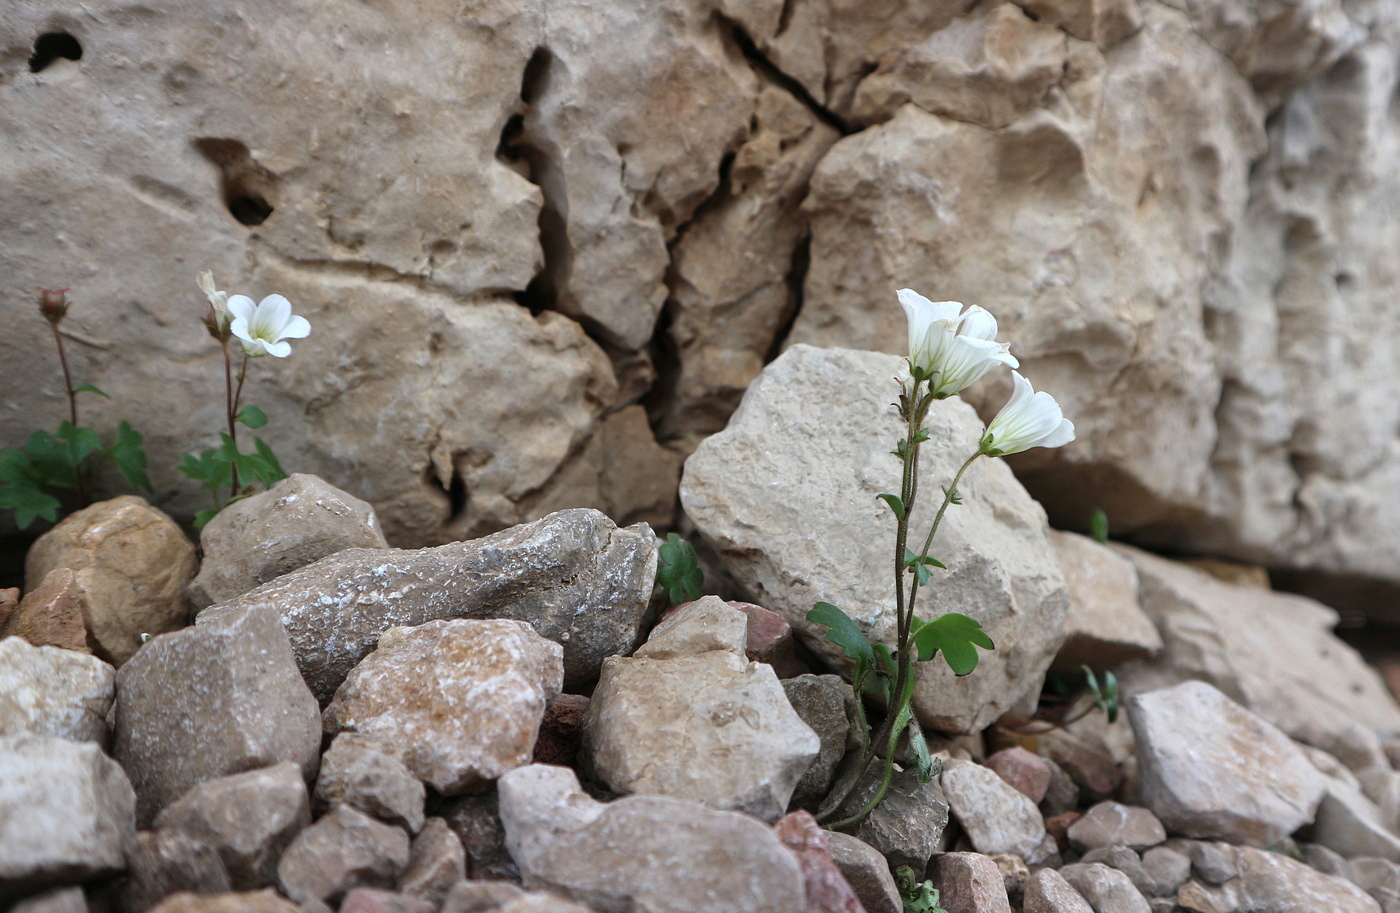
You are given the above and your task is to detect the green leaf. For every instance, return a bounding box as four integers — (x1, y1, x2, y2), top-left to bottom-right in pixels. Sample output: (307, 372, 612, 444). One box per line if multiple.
(910, 612, 995, 675)
(808, 602, 875, 679)
(896, 867, 948, 913)
(1091, 507, 1109, 544)
(236, 405, 268, 429)
(252, 437, 287, 485)
(178, 448, 232, 496)
(193, 508, 220, 531)
(655, 533, 703, 605)
(908, 723, 938, 784)
(0, 480, 61, 530)
(74, 383, 110, 399)
(912, 429, 930, 444)
(25, 430, 77, 489)
(877, 493, 906, 519)
(941, 484, 963, 505)
(112, 421, 152, 492)
(915, 563, 931, 585)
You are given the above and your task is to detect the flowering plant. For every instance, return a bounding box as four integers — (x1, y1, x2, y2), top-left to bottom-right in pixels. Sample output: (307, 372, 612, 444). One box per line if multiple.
(811, 288, 1074, 827)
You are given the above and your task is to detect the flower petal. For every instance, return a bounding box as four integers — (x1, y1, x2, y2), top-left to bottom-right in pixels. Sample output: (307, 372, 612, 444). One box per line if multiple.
(280, 315, 311, 340)
(226, 295, 257, 323)
(256, 294, 293, 332)
(958, 305, 998, 342)
(263, 339, 292, 358)
(1039, 418, 1076, 449)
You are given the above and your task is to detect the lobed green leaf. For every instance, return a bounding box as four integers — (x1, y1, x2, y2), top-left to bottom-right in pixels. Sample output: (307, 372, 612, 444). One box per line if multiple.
(910, 612, 995, 675)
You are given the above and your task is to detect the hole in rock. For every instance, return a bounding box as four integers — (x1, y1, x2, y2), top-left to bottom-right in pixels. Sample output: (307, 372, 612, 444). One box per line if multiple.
(29, 32, 82, 73)
(520, 47, 552, 104)
(193, 138, 278, 227)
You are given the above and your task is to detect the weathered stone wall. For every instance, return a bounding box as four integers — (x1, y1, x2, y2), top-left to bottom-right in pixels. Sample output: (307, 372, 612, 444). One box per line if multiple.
(3, 0, 1399, 610)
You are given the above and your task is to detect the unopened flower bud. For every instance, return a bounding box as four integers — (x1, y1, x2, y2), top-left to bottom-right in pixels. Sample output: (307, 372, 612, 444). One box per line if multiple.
(37, 287, 71, 325)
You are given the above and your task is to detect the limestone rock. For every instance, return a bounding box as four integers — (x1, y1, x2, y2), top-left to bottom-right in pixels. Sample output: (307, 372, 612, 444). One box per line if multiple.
(441, 881, 527, 913)
(113, 605, 321, 826)
(852, 4, 1067, 129)
(24, 497, 196, 665)
(1140, 846, 1191, 898)
(0, 636, 113, 743)
(190, 474, 388, 609)
(1013, 0, 1142, 48)
(153, 762, 311, 889)
(1049, 532, 1161, 671)
(0, 735, 135, 898)
(498, 764, 806, 913)
(826, 831, 901, 913)
(985, 747, 1053, 805)
(123, 829, 233, 913)
(199, 509, 654, 701)
(338, 889, 435, 913)
(1079, 846, 1148, 897)
(582, 600, 819, 821)
(929, 853, 1012, 913)
(395, 818, 465, 906)
(783, 674, 857, 810)
(837, 766, 951, 872)
(942, 759, 1049, 861)
(1058, 863, 1150, 913)
(681, 345, 1069, 733)
(1172, 0, 1360, 93)
(1178, 844, 1381, 913)
(146, 890, 300, 913)
(1128, 681, 1327, 846)
(1313, 776, 1400, 861)
(653, 597, 806, 677)
(1024, 868, 1095, 913)
(315, 734, 426, 834)
(9, 888, 89, 913)
(1118, 546, 1400, 756)
(1068, 801, 1167, 852)
(775, 811, 866, 913)
(324, 619, 562, 795)
(5, 568, 92, 653)
(276, 804, 411, 905)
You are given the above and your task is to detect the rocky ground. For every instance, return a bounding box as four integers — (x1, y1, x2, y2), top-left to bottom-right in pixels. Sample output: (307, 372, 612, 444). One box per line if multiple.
(6, 346, 1400, 913)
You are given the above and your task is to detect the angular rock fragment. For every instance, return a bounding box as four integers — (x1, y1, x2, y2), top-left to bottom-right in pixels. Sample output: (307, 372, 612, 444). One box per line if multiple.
(338, 888, 435, 913)
(1068, 801, 1167, 852)
(438, 791, 518, 883)
(836, 766, 951, 872)
(114, 606, 321, 825)
(0, 735, 135, 898)
(200, 509, 654, 700)
(1177, 844, 1381, 913)
(783, 674, 856, 810)
(25, 496, 197, 665)
(498, 764, 805, 913)
(1128, 681, 1326, 846)
(0, 636, 114, 743)
(123, 829, 232, 913)
(276, 804, 410, 905)
(324, 619, 562, 795)
(826, 832, 900, 913)
(1313, 776, 1400, 861)
(153, 762, 311, 889)
(1049, 531, 1161, 671)
(985, 747, 1053, 805)
(929, 852, 1012, 913)
(775, 811, 866, 913)
(1058, 863, 1150, 913)
(1024, 867, 1094, 913)
(396, 818, 465, 906)
(146, 890, 300, 913)
(315, 734, 426, 833)
(191, 474, 388, 609)
(5, 568, 92, 654)
(942, 759, 1048, 860)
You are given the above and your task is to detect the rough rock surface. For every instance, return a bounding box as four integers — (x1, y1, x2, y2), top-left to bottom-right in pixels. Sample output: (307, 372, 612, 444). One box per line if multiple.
(146, 890, 300, 913)
(123, 829, 233, 913)
(1024, 867, 1094, 913)
(153, 762, 311, 890)
(114, 605, 322, 826)
(681, 345, 1069, 732)
(498, 764, 806, 913)
(0, 636, 114, 743)
(1118, 546, 1400, 755)
(315, 734, 426, 834)
(774, 811, 867, 913)
(1068, 801, 1167, 852)
(826, 832, 901, 913)
(191, 474, 389, 609)
(323, 619, 563, 795)
(1050, 532, 1161, 671)
(1128, 681, 1327, 846)
(23, 497, 197, 665)
(836, 766, 951, 872)
(396, 818, 465, 906)
(1058, 863, 1150, 913)
(1312, 776, 1400, 862)
(582, 599, 819, 821)
(929, 853, 1013, 913)
(942, 759, 1049, 861)
(199, 509, 654, 701)
(276, 804, 411, 905)
(4, 568, 92, 654)
(0, 735, 135, 898)
(1178, 844, 1382, 913)
(783, 674, 856, 810)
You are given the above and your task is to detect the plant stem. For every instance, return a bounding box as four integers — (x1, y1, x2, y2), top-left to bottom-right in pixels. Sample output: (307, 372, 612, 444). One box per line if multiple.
(905, 451, 982, 621)
(50, 323, 89, 506)
(223, 346, 250, 498)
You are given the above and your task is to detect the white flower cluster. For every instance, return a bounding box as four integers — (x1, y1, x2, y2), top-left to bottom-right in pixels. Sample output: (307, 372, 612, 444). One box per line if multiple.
(898, 288, 1074, 456)
(198, 271, 310, 358)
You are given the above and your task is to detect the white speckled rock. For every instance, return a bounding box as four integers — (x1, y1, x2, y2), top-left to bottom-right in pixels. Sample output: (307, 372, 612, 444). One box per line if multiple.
(324, 619, 562, 795)
(114, 605, 321, 826)
(0, 636, 114, 743)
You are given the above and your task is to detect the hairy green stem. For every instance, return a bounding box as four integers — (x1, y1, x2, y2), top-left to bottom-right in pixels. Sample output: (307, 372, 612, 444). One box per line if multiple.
(50, 324, 90, 506)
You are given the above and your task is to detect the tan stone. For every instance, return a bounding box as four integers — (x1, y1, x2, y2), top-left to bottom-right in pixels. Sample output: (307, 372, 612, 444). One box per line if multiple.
(147, 891, 299, 913)
(6, 568, 92, 654)
(324, 619, 563, 795)
(25, 497, 196, 665)
(276, 804, 410, 905)
(0, 636, 113, 743)
(1177, 844, 1381, 913)
(396, 818, 465, 906)
(1013, 0, 1142, 48)
(1049, 531, 1161, 671)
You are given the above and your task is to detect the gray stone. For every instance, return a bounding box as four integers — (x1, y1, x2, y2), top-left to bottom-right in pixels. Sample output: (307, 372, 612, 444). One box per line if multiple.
(1058, 863, 1150, 913)
(190, 474, 388, 610)
(832, 763, 952, 872)
(0, 636, 114, 743)
(9, 887, 88, 913)
(1303, 842, 1352, 878)
(323, 619, 562, 795)
(1187, 841, 1240, 885)
(942, 759, 1048, 861)
(1360, 768, 1400, 832)
(338, 888, 435, 913)
(582, 603, 819, 821)
(123, 830, 233, 913)
(1128, 681, 1327, 845)
(1177, 844, 1381, 913)
(783, 674, 857, 811)
(1140, 846, 1191, 897)
(1348, 857, 1400, 911)
(681, 345, 1069, 733)
(441, 881, 526, 913)
(929, 852, 1013, 913)
(200, 509, 655, 700)
(1313, 776, 1400, 862)
(1048, 531, 1161, 671)
(315, 734, 425, 834)
(276, 804, 411, 905)
(0, 735, 135, 898)
(1080, 846, 1146, 895)
(498, 764, 805, 913)
(1068, 801, 1167, 851)
(114, 605, 321, 826)
(153, 762, 311, 889)
(637, 596, 748, 659)
(1041, 759, 1081, 818)
(1024, 868, 1095, 913)
(775, 811, 868, 913)
(826, 831, 901, 913)
(395, 818, 465, 906)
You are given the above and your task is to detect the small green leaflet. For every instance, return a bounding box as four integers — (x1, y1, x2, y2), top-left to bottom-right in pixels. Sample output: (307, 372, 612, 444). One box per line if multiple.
(236, 405, 269, 429)
(656, 533, 704, 604)
(1084, 664, 1120, 724)
(910, 612, 995, 676)
(808, 601, 874, 684)
(0, 481, 61, 530)
(1090, 507, 1109, 544)
(896, 866, 948, 913)
(877, 493, 906, 519)
(74, 383, 109, 399)
(112, 421, 152, 492)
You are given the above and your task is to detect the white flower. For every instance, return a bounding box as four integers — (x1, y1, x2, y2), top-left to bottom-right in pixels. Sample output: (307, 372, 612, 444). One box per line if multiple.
(980, 371, 1076, 456)
(197, 270, 231, 331)
(227, 294, 311, 357)
(897, 288, 1018, 397)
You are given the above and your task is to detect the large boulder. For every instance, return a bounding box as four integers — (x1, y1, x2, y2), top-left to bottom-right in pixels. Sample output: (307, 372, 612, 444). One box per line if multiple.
(198, 509, 655, 701)
(681, 344, 1069, 732)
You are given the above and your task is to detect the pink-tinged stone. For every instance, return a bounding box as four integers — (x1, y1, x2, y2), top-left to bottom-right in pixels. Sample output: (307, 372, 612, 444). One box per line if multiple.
(986, 747, 1052, 804)
(928, 852, 1012, 913)
(338, 888, 435, 913)
(657, 599, 807, 677)
(775, 810, 867, 913)
(6, 569, 92, 654)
